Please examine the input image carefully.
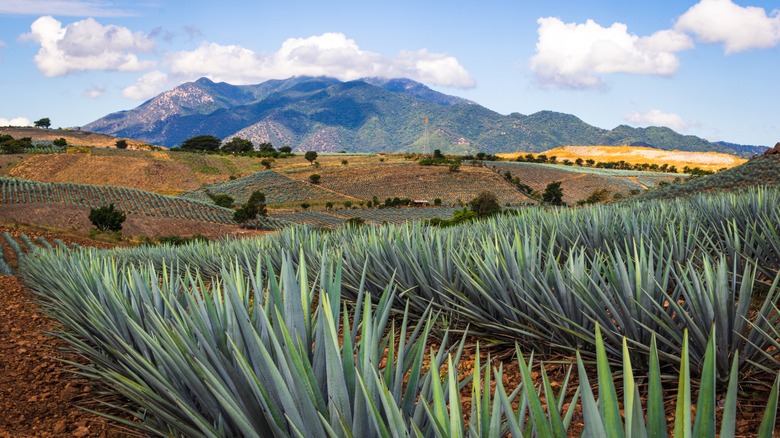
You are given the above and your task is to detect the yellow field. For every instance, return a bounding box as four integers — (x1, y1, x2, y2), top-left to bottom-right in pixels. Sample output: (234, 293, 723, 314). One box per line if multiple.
(497, 146, 746, 172)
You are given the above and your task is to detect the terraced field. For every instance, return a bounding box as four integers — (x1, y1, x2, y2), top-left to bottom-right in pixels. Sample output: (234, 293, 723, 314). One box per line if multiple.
(181, 170, 357, 206)
(487, 161, 681, 203)
(1, 177, 236, 224)
(289, 162, 536, 206)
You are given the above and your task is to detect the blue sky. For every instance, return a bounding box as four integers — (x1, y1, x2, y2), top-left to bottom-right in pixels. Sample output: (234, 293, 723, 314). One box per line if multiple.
(1, 0, 778, 146)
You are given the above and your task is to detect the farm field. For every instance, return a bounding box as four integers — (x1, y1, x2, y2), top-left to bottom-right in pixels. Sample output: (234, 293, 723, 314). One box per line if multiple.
(498, 145, 746, 172)
(487, 161, 680, 203)
(0, 127, 149, 149)
(291, 162, 536, 206)
(11, 186, 780, 436)
(1, 148, 407, 196)
(181, 170, 358, 207)
(634, 153, 780, 201)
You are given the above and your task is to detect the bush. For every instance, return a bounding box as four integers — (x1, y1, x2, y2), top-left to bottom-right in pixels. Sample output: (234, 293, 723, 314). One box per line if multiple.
(469, 191, 501, 218)
(309, 174, 321, 184)
(208, 193, 234, 208)
(115, 139, 128, 149)
(542, 181, 565, 205)
(52, 138, 67, 147)
(88, 204, 126, 232)
(345, 217, 365, 227)
(233, 191, 266, 225)
(434, 198, 442, 206)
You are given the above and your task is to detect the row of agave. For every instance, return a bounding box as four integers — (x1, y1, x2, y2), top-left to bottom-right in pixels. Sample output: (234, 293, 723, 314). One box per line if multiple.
(49, 187, 780, 383)
(21, 248, 780, 437)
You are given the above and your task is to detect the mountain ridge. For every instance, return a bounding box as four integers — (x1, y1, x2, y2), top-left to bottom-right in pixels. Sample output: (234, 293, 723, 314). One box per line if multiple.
(83, 76, 765, 155)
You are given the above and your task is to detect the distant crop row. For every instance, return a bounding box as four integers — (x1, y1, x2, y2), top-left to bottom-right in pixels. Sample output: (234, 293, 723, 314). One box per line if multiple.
(310, 163, 534, 205)
(0, 177, 236, 224)
(487, 161, 682, 202)
(181, 170, 352, 205)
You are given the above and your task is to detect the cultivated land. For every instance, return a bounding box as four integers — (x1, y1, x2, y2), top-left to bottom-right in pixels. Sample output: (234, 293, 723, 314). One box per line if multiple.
(0, 127, 151, 150)
(3, 134, 780, 436)
(498, 145, 747, 172)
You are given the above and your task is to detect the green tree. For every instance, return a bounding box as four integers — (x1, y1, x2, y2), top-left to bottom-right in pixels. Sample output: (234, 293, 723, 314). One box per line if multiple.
(305, 151, 318, 164)
(542, 181, 564, 205)
(278, 146, 293, 153)
(52, 137, 67, 147)
(260, 158, 273, 169)
(208, 193, 234, 208)
(257, 142, 275, 153)
(115, 139, 128, 149)
(88, 204, 126, 232)
(233, 191, 267, 225)
(433, 149, 444, 159)
(468, 191, 502, 218)
(309, 174, 321, 184)
(181, 135, 221, 151)
(34, 118, 51, 129)
(222, 137, 253, 153)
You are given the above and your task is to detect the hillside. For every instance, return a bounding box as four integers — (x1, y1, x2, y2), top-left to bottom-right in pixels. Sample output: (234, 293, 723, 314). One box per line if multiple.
(632, 154, 780, 202)
(83, 76, 757, 155)
(1, 149, 407, 196)
(487, 161, 681, 204)
(499, 145, 746, 172)
(0, 127, 152, 149)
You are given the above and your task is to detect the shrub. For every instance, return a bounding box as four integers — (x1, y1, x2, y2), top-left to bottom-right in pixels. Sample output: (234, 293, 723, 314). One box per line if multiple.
(305, 151, 318, 164)
(346, 217, 366, 227)
(52, 138, 67, 147)
(208, 193, 234, 208)
(88, 204, 126, 232)
(469, 191, 501, 218)
(542, 181, 564, 205)
(115, 139, 128, 149)
(434, 198, 442, 206)
(309, 174, 321, 184)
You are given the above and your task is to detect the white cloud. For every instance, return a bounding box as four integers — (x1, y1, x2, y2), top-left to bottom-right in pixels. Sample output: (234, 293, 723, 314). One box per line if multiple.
(530, 17, 693, 89)
(167, 32, 475, 89)
(0, 41, 6, 47)
(0, 0, 133, 17)
(0, 117, 32, 126)
(676, 0, 780, 53)
(625, 109, 700, 132)
(122, 70, 168, 99)
(22, 16, 155, 76)
(83, 85, 105, 98)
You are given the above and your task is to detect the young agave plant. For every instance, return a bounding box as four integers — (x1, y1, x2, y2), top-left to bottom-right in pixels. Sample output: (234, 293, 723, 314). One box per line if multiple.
(572, 325, 780, 438)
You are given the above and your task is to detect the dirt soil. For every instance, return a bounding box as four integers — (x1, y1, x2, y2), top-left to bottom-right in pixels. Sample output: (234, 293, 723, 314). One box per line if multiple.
(0, 203, 243, 239)
(0, 274, 140, 437)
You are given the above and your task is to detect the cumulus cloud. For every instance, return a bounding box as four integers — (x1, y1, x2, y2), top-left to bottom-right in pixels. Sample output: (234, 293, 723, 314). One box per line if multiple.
(625, 109, 700, 132)
(122, 70, 168, 99)
(676, 0, 780, 53)
(0, 117, 32, 127)
(167, 32, 475, 88)
(21, 16, 155, 76)
(0, 0, 133, 17)
(530, 17, 693, 89)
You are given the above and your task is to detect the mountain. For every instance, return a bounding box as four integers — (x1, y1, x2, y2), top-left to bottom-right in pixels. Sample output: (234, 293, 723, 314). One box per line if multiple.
(84, 77, 762, 155)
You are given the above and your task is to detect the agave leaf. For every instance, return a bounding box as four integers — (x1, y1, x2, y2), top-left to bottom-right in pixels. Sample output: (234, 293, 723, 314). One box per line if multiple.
(673, 329, 691, 438)
(757, 373, 780, 438)
(692, 325, 716, 438)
